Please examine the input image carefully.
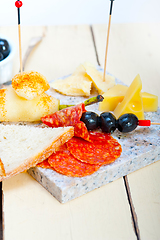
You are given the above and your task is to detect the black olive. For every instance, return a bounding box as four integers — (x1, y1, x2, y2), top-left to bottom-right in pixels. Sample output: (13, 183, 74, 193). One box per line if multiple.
(81, 111, 99, 130)
(0, 52, 4, 61)
(0, 38, 10, 59)
(117, 113, 138, 133)
(100, 112, 117, 133)
(97, 115, 102, 128)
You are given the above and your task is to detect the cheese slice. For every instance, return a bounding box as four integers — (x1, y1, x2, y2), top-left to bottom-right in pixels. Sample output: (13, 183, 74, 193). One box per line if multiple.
(83, 62, 115, 94)
(99, 84, 158, 112)
(99, 84, 128, 112)
(0, 86, 59, 122)
(50, 74, 92, 97)
(72, 64, 86, 75)
(114, 74, 144, 120)
(142, 92, 158, 112)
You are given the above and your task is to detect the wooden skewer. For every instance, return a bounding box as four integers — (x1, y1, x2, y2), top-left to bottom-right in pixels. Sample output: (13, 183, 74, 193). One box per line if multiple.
(18, 24, 23, 73)
(103, 15, 112, 82)
(103, 0, 114, 82)
(15, 1, 23, 73)
(151, 122, 160, 125)
(139, 119, 160, 126)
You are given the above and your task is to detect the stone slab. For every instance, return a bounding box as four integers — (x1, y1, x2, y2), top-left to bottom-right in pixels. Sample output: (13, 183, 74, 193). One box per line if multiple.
(28, 71, 160, 203)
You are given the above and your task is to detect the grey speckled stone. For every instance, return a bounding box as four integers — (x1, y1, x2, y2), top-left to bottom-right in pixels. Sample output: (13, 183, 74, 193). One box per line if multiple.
(28, 71, 160, 203)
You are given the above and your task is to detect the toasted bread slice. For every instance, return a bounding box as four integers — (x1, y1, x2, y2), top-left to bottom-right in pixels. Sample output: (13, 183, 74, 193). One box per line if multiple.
(0, 124, 74, 181)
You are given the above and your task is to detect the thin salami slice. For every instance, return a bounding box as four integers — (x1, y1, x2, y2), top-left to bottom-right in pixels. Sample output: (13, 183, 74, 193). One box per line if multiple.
(41, 103, 86, 128)
(89, 131, 112, 143)
(37, 159, 53, 169)
(66, 132, 122, 165)
(41, 103, 90, 140)
(48, 143, 100, 177)
(74, 121, 90, 141)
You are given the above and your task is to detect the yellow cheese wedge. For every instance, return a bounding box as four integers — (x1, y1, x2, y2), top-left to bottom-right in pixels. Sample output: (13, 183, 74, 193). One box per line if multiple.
(50, 74, 92, 97)
(83, 62, 115, 94)
(114, 74, 144, 120)
(142, 92, 158, 112)
(98, 84, 128, 112)
(99, 84, 158, 112)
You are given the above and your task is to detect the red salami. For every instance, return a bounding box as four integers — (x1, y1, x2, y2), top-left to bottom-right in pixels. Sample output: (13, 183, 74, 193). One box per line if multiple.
(37, 159, 53, 169)
(74, 121, 90, 141)
(89, 131, 112, 142)
(41, 103, 91, 140)
(48, 143, 101, 177)
(41, 103, 86, 128)
(66, 132, 122, 165)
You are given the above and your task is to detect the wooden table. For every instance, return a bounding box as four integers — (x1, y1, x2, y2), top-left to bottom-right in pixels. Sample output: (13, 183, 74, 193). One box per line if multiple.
(0, 24, 160, 240)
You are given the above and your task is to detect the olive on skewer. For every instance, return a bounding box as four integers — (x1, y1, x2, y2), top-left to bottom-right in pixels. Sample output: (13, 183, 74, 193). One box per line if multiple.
(117, 113, 138, 133)
(81, 111, 160, 134)
(59, 95, 159, 133)
(100, 112, 117, 133)
(81, 112, 99, 130)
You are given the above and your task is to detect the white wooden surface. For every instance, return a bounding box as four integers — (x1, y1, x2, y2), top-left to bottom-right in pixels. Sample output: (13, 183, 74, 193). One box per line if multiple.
(93, 23, 160, 103)
(0, 24, 160, 240)
(93, 23, 160, 239)
(1, 0, 160, 26)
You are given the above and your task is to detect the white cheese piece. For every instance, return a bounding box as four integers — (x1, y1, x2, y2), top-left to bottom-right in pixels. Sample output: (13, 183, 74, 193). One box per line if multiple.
(83, 62, 115, 94)
(50, 74, 92, 96)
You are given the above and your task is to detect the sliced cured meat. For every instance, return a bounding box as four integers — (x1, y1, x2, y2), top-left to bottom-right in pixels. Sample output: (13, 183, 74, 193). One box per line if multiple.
(74, 121, 90, 141)
(41, 103, 86, 128)
(37, 159, 53, 169)
(88, 131, 112, 142)
(48, 143, 100, 177)
(41, 103, 90, 140)
(66, 132, 122, 165)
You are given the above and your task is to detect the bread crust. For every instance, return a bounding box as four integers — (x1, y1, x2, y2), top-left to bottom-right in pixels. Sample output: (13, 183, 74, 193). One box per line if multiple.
(0, 159, 6, 177)
(0, 126, 74, 182)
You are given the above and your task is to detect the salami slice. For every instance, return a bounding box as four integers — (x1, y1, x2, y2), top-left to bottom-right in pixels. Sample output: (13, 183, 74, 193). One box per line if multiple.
(89, 131, 112, 143)
(41, 103, 86, 128)
(48, 143, 100, 177)
(37, 159, 53, 169)
(41, 103, 91, 140)
(66, 132, 122, 165)
(74, 121, 90, 141)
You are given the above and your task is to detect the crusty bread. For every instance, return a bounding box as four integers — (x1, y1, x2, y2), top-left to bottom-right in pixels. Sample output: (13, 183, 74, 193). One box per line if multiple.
(0, 86, 59, 122)
(12, 71, 50, 100)
(0, 124, 74, 181)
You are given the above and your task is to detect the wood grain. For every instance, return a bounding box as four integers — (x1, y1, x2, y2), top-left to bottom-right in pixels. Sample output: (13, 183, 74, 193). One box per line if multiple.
(92, 23, 160, 105)
(126, 162, 160, 240)
(93, 23, 160, 240)
(1, 25, 137, 240)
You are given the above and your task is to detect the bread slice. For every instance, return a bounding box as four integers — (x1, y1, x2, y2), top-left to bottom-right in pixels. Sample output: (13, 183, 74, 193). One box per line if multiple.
(0, 124, 74, 181)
